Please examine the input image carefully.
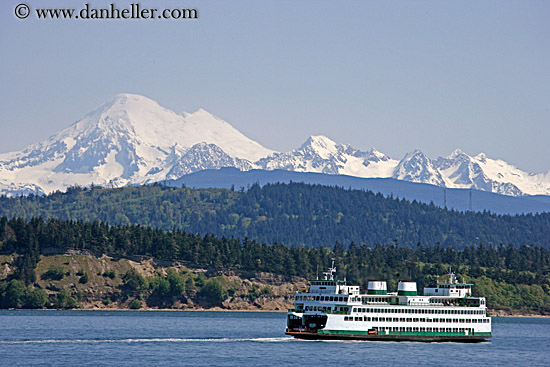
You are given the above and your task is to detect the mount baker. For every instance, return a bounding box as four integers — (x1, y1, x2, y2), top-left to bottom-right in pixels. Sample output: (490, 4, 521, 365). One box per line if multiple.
(1, 93, 549, 197)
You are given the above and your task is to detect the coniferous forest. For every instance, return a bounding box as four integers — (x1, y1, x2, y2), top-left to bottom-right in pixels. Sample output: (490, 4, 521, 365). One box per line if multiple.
(0, 183, 549, 249)
(1, 216, 550, 313)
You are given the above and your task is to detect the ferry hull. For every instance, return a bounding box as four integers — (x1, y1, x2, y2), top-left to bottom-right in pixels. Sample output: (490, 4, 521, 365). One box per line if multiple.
(286, 330, 490, 343)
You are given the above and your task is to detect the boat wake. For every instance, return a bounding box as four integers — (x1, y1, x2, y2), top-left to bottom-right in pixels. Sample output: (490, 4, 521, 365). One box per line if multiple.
(0, 337, 295, 345)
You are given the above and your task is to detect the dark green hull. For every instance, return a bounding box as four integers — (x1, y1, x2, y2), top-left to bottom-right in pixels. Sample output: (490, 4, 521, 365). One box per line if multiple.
(286, 330, 490, 343)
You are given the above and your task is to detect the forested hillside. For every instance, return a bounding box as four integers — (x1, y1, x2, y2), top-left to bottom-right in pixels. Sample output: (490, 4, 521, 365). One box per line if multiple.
(1, 217, 550, 313)
(0, 183, 549, 248)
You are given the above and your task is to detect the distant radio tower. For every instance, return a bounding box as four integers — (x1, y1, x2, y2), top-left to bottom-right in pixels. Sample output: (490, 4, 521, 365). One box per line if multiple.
(443, 189, 447, 209)
(469, 189, 472, 212)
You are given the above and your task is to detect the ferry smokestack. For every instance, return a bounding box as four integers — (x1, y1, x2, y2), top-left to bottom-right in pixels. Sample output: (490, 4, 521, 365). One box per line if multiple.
(397, 281, 417, 296)
(367, 281, 387, 295)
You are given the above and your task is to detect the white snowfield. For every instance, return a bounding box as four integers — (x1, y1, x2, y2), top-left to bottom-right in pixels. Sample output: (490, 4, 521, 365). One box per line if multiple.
(0, 93, 549, 197)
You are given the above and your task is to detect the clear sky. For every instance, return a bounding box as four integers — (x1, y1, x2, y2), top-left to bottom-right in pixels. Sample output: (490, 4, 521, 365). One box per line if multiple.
(1, 0, 549, 173)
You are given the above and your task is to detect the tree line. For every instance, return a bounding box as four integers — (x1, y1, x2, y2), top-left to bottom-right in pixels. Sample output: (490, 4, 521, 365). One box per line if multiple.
(0, 183, 549, 249)
(1, 216, 549, 313)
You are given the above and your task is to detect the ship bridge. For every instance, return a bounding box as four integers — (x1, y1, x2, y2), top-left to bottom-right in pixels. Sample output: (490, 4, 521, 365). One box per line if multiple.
(423, 268, 472, 298)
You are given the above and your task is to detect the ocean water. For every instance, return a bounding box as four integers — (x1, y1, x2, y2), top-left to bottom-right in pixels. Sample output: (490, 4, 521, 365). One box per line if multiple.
(0, 311, 548, 367)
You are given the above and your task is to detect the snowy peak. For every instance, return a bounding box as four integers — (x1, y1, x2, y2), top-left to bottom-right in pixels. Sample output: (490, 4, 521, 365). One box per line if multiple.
(299, 135, 339, 158)
(393, 149, 446, 187)
(1, 94, 549, 197)
(166, 143, 253, 179)
(448, 148, 467, 159)
(0, 94, 275, 195)
(258, 135, 398, 178)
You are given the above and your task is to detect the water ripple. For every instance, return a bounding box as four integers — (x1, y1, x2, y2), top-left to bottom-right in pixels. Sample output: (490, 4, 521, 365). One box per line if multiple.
(0, 337, 295, 345)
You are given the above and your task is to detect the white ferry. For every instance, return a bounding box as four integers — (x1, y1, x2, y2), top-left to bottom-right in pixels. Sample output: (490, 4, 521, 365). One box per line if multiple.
(286, 263, 492, 342)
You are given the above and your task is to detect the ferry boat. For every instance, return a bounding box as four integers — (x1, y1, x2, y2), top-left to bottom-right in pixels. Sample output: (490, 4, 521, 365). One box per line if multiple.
(286, 263, 491, 342)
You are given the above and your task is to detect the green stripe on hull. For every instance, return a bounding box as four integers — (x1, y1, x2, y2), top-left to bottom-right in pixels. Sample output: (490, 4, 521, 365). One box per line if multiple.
(287, 330, 491, 342)
(318, 329, 491, 337)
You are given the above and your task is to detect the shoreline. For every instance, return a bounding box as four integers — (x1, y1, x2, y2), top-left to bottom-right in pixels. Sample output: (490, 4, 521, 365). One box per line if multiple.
(4, 307, 549, 317)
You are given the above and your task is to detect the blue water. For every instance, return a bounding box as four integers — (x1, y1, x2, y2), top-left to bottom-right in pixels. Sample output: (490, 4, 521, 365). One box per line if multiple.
(0, 311, 548, 367)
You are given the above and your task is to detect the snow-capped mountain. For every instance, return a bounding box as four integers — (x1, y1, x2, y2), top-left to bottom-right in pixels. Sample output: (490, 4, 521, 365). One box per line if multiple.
(1, 93, 549, 197)
(256, 135, 398, 177)
(392, 149, 446, 187)
(432, 150, 547, 196)
(257, 136, 550, 196)
(0, 94, 274, 194)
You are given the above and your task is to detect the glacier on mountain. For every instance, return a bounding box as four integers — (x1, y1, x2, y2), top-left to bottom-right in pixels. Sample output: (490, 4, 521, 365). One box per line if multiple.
(1, 93, 549, 197)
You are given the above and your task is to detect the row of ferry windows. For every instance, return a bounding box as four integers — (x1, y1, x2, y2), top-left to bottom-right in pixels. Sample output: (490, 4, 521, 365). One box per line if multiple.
(305, 306, 337, 312)
(297, 295, 348, 302)
(312, 282, 337, 286)
(344, 316, 490, 323)
(352, 308, 485, 315)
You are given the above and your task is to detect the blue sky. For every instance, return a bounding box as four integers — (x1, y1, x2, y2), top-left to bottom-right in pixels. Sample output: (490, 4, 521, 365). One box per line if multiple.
(1, 0, 549, 172)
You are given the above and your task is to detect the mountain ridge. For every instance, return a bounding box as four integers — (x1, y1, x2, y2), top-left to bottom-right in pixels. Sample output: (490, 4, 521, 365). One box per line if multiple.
(1, 93, 549, 197)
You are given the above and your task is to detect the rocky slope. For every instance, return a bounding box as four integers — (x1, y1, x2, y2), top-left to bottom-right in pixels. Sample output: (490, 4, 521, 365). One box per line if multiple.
(0, 252, 303, 311)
